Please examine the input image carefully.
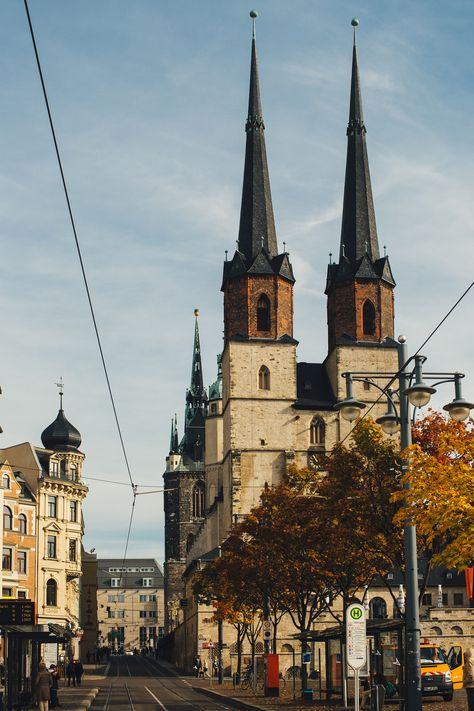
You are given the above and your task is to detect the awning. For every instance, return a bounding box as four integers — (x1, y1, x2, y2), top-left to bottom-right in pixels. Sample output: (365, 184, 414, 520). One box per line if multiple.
(1, 624, 69, 642)
(296, 618, 404, 642)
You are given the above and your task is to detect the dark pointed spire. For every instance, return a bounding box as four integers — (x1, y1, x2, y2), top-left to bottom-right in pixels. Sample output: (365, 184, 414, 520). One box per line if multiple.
(188, 309, 205, 404)
(169, 414, 179, 455)
(339, 23, 379, 265)
(181, 310, 207, 462)
(237, 11, 278, 262)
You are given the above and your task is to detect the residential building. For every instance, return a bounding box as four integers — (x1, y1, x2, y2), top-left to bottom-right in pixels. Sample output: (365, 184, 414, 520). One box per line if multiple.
(97, 558, 164, 652)
(80, 549, 98, 661)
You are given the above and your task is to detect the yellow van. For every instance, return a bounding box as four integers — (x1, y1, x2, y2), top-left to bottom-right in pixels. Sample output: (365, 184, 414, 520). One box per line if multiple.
(420, 641, 464, 702)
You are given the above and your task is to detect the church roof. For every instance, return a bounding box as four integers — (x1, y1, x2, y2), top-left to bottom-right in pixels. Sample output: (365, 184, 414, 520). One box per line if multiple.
(41, 391, 82, 452)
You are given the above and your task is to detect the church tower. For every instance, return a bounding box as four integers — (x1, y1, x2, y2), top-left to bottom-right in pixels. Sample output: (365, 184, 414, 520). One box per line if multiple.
(220, 15, 297, 522)
(325, 33, 395, 352)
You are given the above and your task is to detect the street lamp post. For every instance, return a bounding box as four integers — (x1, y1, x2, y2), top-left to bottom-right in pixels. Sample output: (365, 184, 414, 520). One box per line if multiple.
(335, 335, 473, 711)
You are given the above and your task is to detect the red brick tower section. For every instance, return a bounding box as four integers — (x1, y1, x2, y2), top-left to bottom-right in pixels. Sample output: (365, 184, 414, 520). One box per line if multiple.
(325, 31, 395, 352)
(223, 273, 294, 341)
(222, 17, 295, 343)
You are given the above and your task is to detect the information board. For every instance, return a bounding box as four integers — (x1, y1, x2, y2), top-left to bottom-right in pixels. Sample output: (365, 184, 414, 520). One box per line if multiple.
(0, 600, 35, 625)
(346, 603, 366, 670)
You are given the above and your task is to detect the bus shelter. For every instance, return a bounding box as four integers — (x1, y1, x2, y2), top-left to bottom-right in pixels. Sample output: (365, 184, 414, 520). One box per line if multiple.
(298, 618, 405, 706)
(1, 624, 70, 711)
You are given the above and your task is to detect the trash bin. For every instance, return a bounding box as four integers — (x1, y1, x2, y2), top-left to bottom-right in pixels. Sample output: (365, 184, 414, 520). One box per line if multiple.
(371, 684, 385, 711)
(302, 689, 313, 701)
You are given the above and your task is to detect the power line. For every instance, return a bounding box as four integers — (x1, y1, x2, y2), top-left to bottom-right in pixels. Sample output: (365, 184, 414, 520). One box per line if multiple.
(23, 0, 135, 494)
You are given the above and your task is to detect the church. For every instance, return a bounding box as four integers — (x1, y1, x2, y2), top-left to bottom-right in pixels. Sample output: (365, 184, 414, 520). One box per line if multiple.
(161, 21, 467, 668)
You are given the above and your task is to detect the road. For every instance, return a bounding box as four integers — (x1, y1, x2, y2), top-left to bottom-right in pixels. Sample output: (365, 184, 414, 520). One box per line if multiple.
(91, 655, 235, 711)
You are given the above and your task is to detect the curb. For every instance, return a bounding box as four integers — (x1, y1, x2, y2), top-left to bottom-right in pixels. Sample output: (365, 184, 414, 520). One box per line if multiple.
(192, 686, 267, 711)
(59, 687, 99, 711)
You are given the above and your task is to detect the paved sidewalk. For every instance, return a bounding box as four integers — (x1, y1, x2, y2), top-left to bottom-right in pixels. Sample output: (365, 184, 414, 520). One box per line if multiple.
(54, 665, 106, 711)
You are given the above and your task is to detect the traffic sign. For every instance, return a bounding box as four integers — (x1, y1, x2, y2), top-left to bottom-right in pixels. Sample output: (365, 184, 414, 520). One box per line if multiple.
(263, 620, 272, 640)
(346, 603, 366, 670)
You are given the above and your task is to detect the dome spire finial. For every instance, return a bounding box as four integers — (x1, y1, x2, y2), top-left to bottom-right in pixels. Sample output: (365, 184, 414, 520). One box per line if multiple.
(250, 10, 258, 39)
(55, 376, 64, 410)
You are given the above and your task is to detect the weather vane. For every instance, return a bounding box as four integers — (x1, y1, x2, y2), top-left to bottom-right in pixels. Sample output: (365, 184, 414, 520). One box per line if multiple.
(54, 377, 64, 409)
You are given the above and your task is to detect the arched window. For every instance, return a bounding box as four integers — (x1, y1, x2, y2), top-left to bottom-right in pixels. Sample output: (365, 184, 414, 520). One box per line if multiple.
(46, 578, 57, 607)
(3, 506, 12, 530)
(186, 533, 195, 553)
(2, 474, 10, 489)
(369, 597, 387, 619)
(256, 294, 271, 332)
(18, 514, 27, 534)
(451, 626, 463, 636)
(362, 300, 376, 336)
(430, 627, 442, 636)
(70, 464, 78, 481)
(60, 459, 66, 478)
(309, 417, 325, 447)
(258, 366, 270, 390)
(192, 481, 205, 518)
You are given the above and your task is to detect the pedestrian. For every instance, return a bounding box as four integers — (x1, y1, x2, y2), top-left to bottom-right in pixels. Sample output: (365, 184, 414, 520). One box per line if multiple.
(49, 665, 60, 708)
(65, 660, 75, 687)
(464, 647, 474, 711)
(203, 658, 209, 678)
(35, 662, 52, 711)
(194, 656, 202, 678)
(74, 660, 84, 686)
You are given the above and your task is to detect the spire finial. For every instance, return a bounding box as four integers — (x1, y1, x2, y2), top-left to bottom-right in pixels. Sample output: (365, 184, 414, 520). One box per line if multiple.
(54, 377, 64, 410)
(194, 308, 199, 318)
(250, 10, 258, 39)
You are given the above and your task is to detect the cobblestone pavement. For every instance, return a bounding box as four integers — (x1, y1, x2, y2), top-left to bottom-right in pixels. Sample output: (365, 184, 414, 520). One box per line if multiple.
(193, 678, 469, 710)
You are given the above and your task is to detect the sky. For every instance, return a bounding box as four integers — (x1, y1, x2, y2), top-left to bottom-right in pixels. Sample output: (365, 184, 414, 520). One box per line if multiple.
(1, 1, 473, 564)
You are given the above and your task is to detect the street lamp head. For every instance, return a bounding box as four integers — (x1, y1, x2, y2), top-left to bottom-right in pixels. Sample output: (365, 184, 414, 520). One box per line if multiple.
(335, 396, 366, 422)
(443, 397, 474, 422)
(376, 388, 399, 435)
(404, 355, 436, 407)
(443, 373, 474, 421)
(403, 382, 436, 408)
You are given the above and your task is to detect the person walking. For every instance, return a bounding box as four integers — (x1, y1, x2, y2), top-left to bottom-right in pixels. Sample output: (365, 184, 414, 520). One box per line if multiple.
(74, 660, 84, 686)
(65, 660, 75, 687)
(464, 647, 474, 711)
(49, 665, 60, 708)
(35, 662, 52, 711)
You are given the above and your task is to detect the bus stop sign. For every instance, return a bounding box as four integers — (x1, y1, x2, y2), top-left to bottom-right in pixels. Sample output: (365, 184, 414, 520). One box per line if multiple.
(346, 603, 366, 670)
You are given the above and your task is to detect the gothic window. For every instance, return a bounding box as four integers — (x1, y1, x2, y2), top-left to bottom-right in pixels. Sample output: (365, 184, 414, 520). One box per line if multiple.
(3, 506, 12, 530)
(256, 294, 271, 331)
(192, 481, 205, 518)
(186, 533, 195, 553)
(2, 474, 10, 489)
(46, 578, 57, 606)
(369, 597, 387, 619)
(18, 514, 27, 534)
(258, 365, 270, 390)
(362, 300, 376, 336)
(309, 417, 325, 448)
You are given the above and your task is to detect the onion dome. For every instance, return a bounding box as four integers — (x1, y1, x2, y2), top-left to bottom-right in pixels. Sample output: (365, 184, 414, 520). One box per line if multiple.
(41, 382, 82, 451)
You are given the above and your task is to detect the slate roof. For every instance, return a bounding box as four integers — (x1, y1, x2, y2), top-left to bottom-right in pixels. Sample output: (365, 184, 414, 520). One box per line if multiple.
(295, 362, 336, 410)
(97, 558, 164, 589)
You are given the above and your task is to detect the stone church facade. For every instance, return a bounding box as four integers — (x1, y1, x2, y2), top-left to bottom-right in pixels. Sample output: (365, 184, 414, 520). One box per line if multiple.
(162, 25, 472, 668)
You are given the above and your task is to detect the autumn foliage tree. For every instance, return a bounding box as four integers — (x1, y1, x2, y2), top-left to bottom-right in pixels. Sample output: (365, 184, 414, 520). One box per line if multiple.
(394, 411, 474, 570)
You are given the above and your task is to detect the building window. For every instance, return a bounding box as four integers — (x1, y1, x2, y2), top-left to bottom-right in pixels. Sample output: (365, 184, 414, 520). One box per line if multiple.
(149, 594, 156, 602)
(2, 549, 12, 571)
(47, 496, 57, 518)
(69, 539, 77, 562)
(148, 611, 156, 618)
(70, 464, 78, 481)
(309, 417, 325, 447)
(192, 481, 205, 518)
(362, 300, 376, 336)
(442, 593, 448, 606)
(142, 578, 153, 588)
(18, 514, 27, 534)
(258, 365, 270, 390)
(69, 500, 78, 522)
(2, 474, 10, 489)
(46, 579, 57, 606)
(50, 461, 59, 477)
(149, 627, 156, 640)
(186, 533, 195, 553)
(17, 551, 27, 574)
(139, 611, 147, 618)
(369, 597, 387, 619)
(453, 593, 464, 606)
(60, 459, 66, 478)
(2, 588, 12, 597)
(256, 294, 271, 331)
(17, 591, 27, 599)
(3, 506, 12, 530)
(111, 578, 121, 588)
(47, 535, 57, 559)
(139, 627, 147, 644)
(422, 593, 432, 606)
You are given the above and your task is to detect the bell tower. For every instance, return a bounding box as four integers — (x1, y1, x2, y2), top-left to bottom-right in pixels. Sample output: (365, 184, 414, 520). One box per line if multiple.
(325, 28, 395, 352)
(222, 13, 295, 342)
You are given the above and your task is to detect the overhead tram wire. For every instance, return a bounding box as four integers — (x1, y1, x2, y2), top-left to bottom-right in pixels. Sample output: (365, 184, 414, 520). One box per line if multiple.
(339, 278, 474, 445)
(23, 0, 135, 493)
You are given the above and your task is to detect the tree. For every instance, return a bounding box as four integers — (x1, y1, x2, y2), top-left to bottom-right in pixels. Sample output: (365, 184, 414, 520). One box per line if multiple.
(393, 411, 474, 570)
